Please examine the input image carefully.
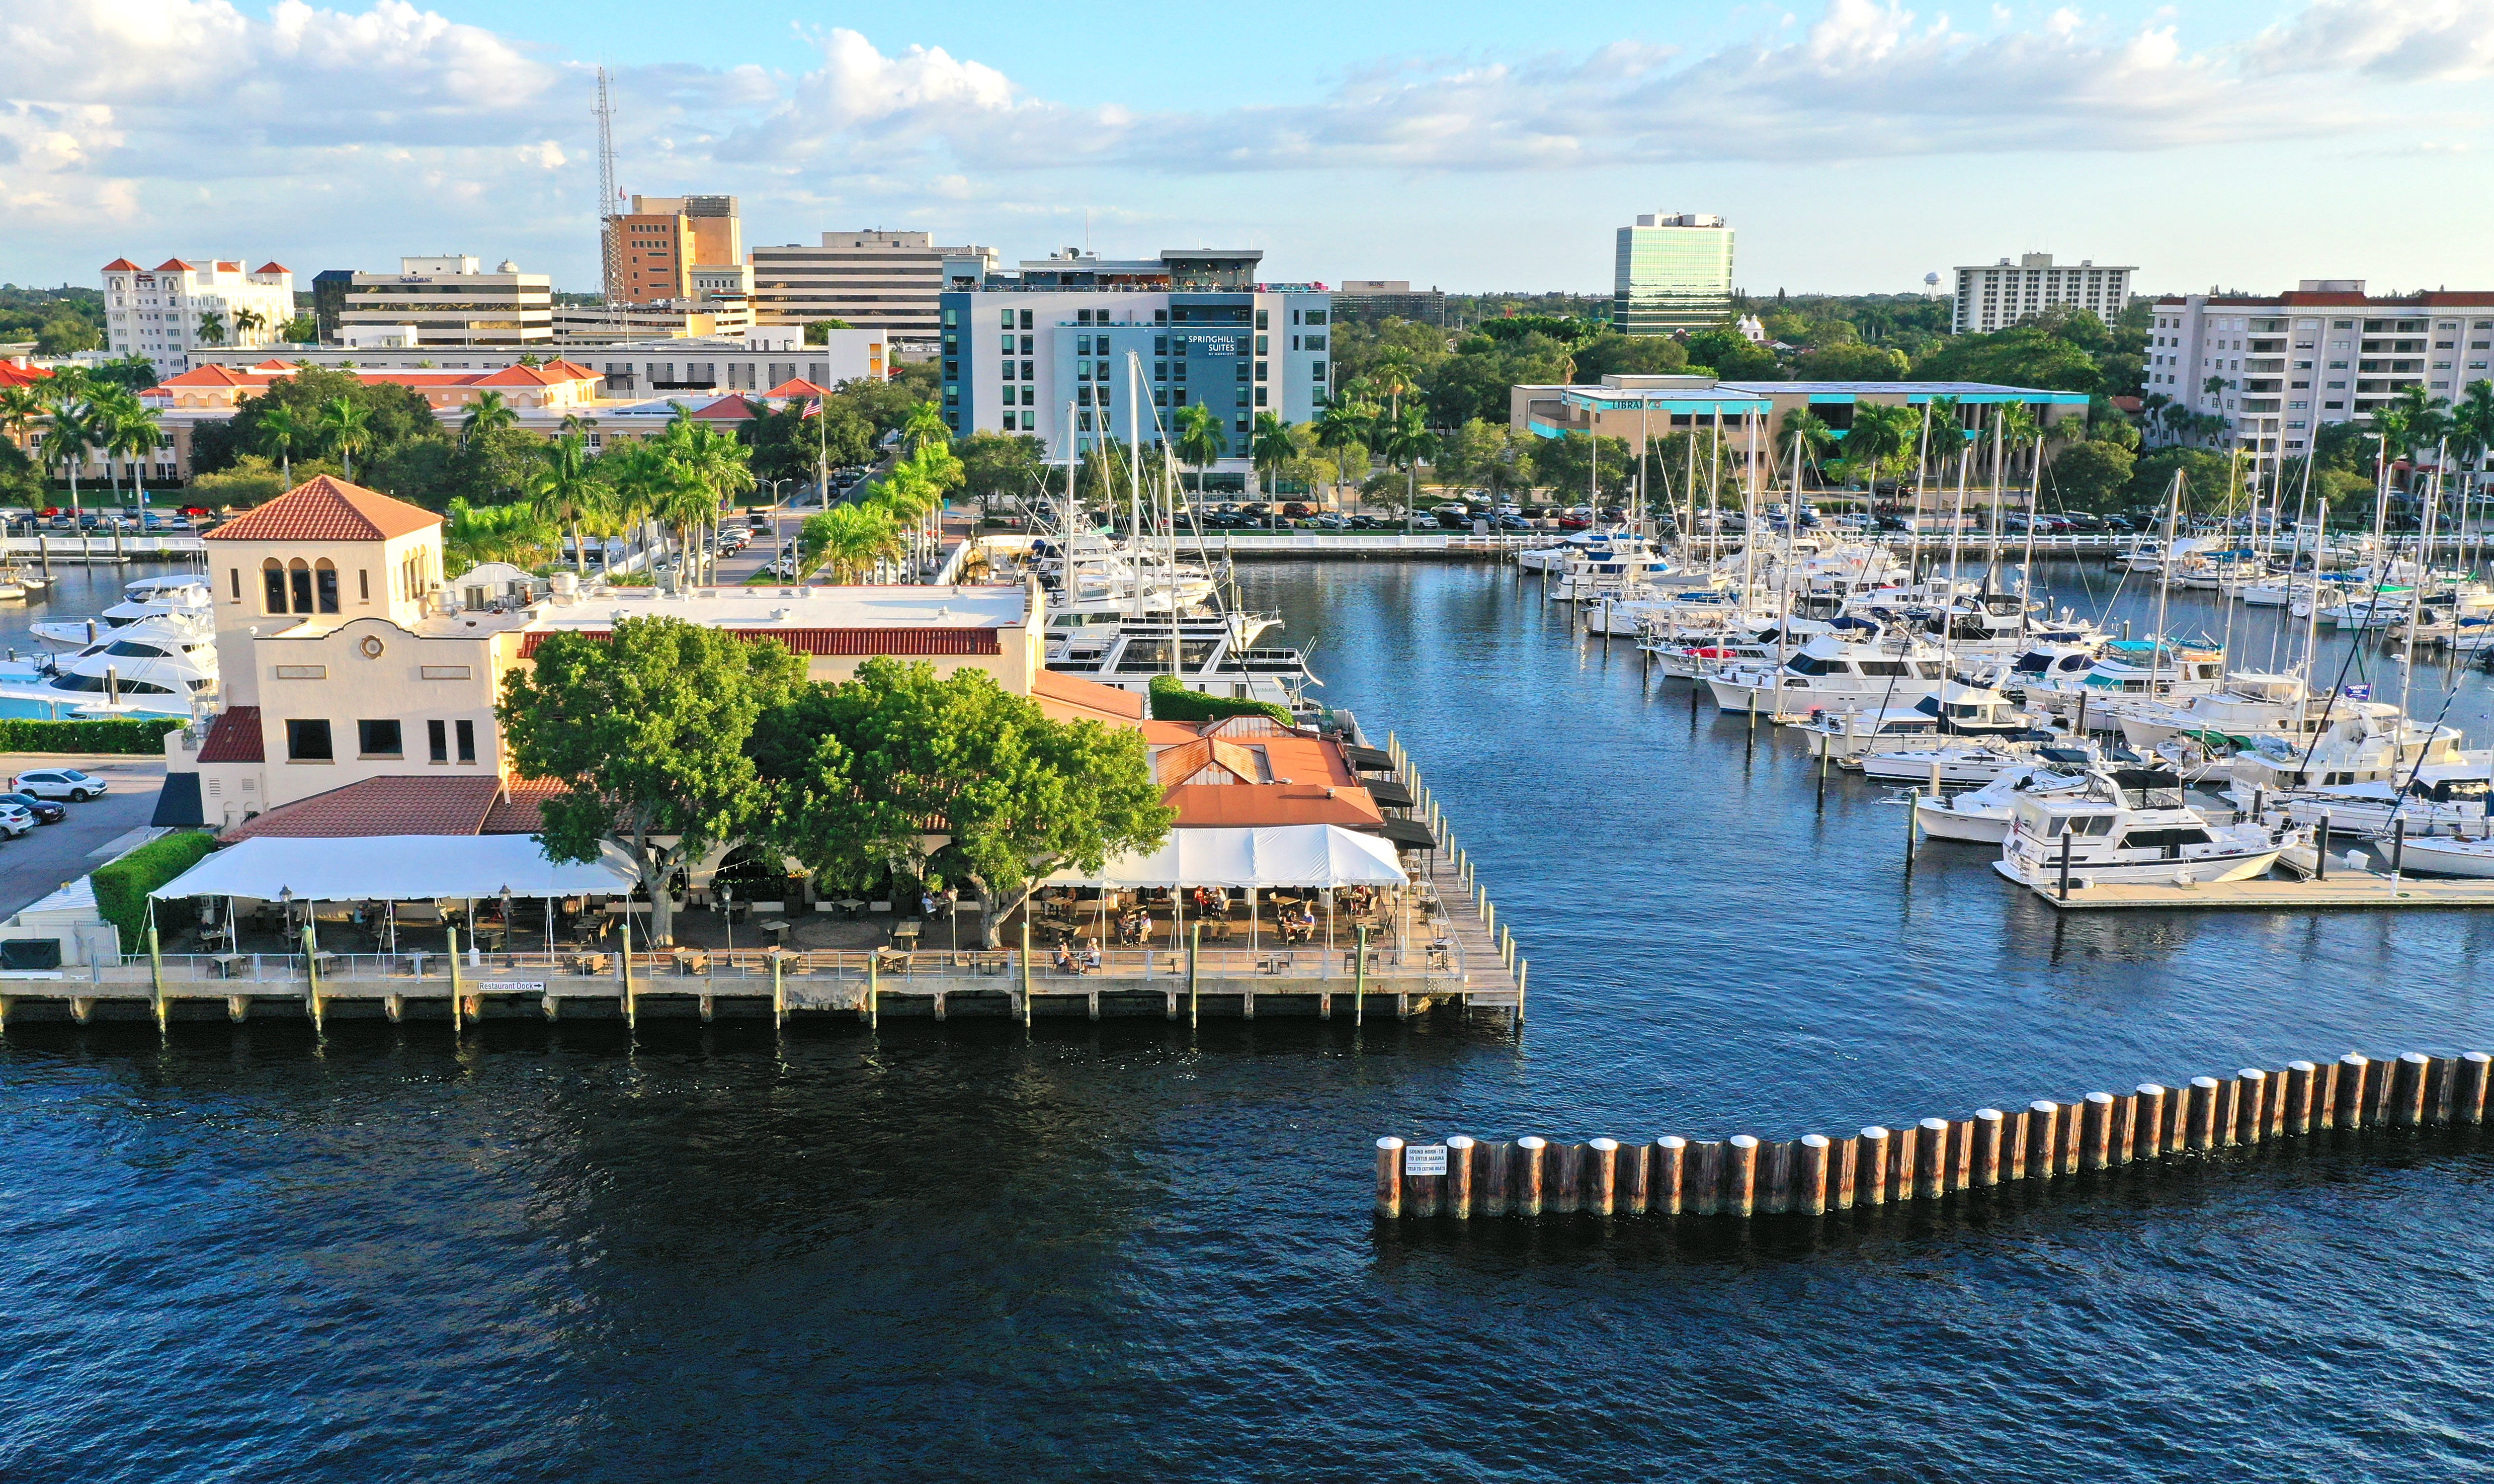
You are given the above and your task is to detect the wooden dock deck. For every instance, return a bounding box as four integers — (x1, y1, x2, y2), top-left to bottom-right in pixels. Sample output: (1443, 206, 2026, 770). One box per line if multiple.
(2033, 873, 2494, 911)
(1387, 734, 1524, 1022)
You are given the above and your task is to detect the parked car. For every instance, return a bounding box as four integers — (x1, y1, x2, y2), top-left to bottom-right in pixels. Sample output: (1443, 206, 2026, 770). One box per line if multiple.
(1279, 502, 1315, 520)
(0, 803, 32, 839)
(0, 792, 67, 825)
(1302, 513, 1352, 530)
(12, 768, 106, 801)
(1494, 513, 1531, 531)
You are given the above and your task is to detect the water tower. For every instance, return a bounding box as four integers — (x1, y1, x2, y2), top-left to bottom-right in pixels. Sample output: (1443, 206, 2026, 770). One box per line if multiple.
(1923, 271, 1941, 296)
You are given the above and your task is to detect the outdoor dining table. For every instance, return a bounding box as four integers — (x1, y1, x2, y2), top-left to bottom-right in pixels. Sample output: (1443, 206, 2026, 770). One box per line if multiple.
(891, 920, 923, 946)
(760, 918, 792, 946)
(209, 953, 246, 979)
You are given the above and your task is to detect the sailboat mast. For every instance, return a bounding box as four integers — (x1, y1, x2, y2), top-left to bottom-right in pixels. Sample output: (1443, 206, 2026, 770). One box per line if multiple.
(2148, 469, 2181, 698)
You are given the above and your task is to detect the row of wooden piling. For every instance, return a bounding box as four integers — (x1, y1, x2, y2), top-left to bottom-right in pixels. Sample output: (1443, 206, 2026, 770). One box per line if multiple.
(1384, 732, 1527, 1021)
(1373, 1049, 2493, 1219)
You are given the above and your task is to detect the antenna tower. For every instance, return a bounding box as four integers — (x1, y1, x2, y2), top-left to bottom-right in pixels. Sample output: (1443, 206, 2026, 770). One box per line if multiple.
(596, 67, 622, 317)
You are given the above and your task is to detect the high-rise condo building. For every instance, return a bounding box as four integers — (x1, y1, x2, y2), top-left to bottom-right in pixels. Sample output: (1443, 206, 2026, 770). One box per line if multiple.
(750, 231, 995, 345)
(1952, 254, 2135, 334)
(100, 258, 298, 374)
(2145, 281, 2494, 454)
(1612, 213, 1733, 335)
(938, 248, 1331, 480)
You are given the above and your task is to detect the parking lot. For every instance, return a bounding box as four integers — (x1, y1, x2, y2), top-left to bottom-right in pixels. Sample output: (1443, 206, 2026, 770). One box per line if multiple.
(0, 755, 168, 919)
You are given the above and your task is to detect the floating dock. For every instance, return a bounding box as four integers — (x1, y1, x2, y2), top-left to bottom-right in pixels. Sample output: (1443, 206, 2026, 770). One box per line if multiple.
(2029, 873, 2494, 912)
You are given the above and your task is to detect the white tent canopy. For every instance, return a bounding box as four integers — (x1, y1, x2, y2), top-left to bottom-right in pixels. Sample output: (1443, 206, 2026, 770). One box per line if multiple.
(1043, 825, 1408, 890)
(151, 836, 637, 903)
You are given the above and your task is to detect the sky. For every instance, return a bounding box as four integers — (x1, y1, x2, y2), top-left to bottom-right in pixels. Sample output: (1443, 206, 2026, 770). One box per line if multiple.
(3, 0, 2491, 298)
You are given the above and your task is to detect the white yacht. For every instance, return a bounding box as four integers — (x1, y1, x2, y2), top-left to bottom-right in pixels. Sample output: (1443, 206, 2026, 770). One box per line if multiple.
(2256, 765, 2493, 839)
(1995, 767, 2287, 887)
(1547, 535, 1676, 601)
(0, 614, 219, 718)
(2218, 706, 2466, 794)
(29, 573, 213, 646)
(1800, 707, 1942, 761)
(1045, 611, 1319, 719)
(1914, 762, 2099, 844)
(1636, 616, 1830, 679)
(2112, 673, 2318, 751)
(1705, 632, 1949, 716)
(1864, 741, 2062, 786)
(2020, 639, 2229, 722)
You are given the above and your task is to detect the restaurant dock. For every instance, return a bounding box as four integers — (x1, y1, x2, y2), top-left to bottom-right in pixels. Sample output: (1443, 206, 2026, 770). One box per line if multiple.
(2028, 872, 2494, 912)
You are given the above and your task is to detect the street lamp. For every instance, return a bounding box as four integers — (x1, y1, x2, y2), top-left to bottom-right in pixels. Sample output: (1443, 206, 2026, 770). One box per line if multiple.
(498, 885, 513, 966)
(720, 881, 734, 956)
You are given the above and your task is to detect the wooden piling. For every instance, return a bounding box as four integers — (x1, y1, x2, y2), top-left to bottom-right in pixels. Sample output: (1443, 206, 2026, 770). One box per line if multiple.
(447, 928, 462, 1035)
(1515, 1136, 1547, 1217)
(2057, 1100, 2084, 1174)
(2427, 1057, 2453, 1126)
(1947, 1119, 1973, 1193)
(1446, 1135, 1476, 1218)
(147, 927, 164, 1036)
(1831, 1134, 1858, 1210)
(1725, 1135, 1759, 1218)
(2337, 1054, 2369, 1130)
(2456, 1053, 2490, 1127)
(1887, 1123, 1917, 1202)
(2081, 1093, 2114, 1171)
(1915, 1117, 1948, 1200)
(2212, 1078, 2239, 1148)
(1549, 1142, 1583, 1215)
(1654, 1136, 1687, 1215)
(2134, 1085, 2166, 1163)
(2391, 1052, 2430, 1128)
(2026, 1102, 2059, 1180)
(1797, 1134, 1831, 1216)
(1405, 1147, 1443, 1219)
(1857, 1127, 1891, 1207)
(1588, 1138, 1620, 1216)
(2110, 1092, 2136, 1166)
(2234, 1069, 2267, 1144)
(1481, 1140, 1514, 1217)
(1373, 1137, 1403, 1218)
(1972, 1109, 2004, 1186)
(1620, 1138, 1650, 1216)
(2187, 1077, 2219, 1150)
(1689, 1140, 1722, 1216)
(2283, 1063, 2314, 1134)
(1762, 1139, 1793, 1215)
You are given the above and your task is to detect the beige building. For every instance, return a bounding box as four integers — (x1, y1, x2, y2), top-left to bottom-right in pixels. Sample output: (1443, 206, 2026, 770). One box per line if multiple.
(1952, 253, 2134, 335)
(340, 256, 553, 350)
(101, 257, 298, 376)
(164, 476, 1141, 834)
(751, 231, 994, 344)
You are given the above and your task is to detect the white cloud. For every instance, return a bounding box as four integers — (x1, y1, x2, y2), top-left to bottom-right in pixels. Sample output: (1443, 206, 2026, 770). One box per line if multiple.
(2246, 0, 2494, 81)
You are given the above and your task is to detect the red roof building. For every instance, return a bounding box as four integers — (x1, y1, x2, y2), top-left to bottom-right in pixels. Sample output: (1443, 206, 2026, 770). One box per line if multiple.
(202, 475, 442, 542)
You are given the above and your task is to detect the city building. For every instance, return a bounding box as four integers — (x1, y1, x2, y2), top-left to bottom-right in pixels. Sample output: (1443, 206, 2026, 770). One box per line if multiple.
(750, 231, 995, 345)
(1332, 280, 1445, 327)
(159, 475, 1141, 830)
(2144, 282, 2494, 453)
(338, 257, 553, 350)
(311, 269, 354, 342)
(551, 298, 754, 344)
(1952, 254, 2135, 334)
(606, 194, 744, 306)
(1611, 214, 1734, 336)
(100, 258, 298, 375)
(936, 248, 1332, 479)
(189, 326, 883, 394)
(1510, 373, 2087, 485)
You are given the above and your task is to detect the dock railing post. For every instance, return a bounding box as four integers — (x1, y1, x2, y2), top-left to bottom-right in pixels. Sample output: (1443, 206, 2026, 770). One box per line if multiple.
(1023, 920, 1036, 1029)
(868, 948, 879, 1030)
(773, 950, 785, 1031)
(1354, 924, 1366, 1027)
(148, 926, 164, 1036)
(1188, 923, 1199, 1029)
(2316, 813, 2330, 879)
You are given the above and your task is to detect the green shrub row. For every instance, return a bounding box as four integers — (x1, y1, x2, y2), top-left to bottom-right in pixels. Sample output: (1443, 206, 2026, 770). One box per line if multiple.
(92, 830, 218, 952)
(1146, 674, 1295, 727)
(0, 717, 185, 755)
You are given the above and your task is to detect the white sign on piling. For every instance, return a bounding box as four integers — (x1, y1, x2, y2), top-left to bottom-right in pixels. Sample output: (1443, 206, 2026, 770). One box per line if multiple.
(1402, 1144, 1449, 1176)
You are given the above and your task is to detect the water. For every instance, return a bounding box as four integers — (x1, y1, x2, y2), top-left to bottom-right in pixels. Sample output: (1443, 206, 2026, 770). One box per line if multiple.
(7, 560, 2494, 1481)
(0, 559, 206, 718)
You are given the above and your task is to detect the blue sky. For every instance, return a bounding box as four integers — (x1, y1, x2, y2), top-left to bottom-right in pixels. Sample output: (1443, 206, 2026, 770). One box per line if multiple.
(5, 1, 2490, 298)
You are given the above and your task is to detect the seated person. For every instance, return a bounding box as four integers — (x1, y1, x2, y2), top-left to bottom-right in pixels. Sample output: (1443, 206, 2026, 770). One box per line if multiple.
(1083, 940, 1102, 971)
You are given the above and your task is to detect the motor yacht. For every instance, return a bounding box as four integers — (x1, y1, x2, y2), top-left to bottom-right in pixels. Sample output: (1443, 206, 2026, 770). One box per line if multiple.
(1994, 767, 2288, 887)
(1862, 739, 2088, 787)
(2112, 673, 2318, 750)
(29, 573, 213, 646)
(1799, 707, 1942, 761)
(1704, 632, 1949, 716)
(0, 614, 219, 718)
(1914, 762, 2098, 844)
(2019, 638, 2229, 722)
(2216, 705, 2467, 793)
(1045, 612, 1320, 720)
(2250, 764, 2494, 839)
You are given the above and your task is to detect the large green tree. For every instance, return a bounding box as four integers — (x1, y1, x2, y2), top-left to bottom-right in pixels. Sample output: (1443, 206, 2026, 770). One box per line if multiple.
(749, 658, 1174, 948)
(952, 430, 1047, 516)
(500, 616, 807, 945)
(2041, 440, 2134, 511)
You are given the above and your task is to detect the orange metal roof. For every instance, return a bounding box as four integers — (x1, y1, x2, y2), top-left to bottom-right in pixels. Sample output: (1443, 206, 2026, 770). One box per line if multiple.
(202, 475, 443, 542)
(1162, 784, 1383, 830)
(1031, 669, 1147, 724)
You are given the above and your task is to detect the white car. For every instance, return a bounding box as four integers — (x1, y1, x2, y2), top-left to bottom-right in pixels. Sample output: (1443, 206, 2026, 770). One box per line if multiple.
(12, 768, 107, 801)
(0, 802, 31, 839)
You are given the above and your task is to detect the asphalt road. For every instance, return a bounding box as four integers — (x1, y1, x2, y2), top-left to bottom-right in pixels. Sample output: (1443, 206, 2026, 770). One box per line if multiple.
(0, 754, 167, 918)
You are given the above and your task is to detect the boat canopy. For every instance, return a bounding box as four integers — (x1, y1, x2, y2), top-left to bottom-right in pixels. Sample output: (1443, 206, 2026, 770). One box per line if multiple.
(151, 835, 638, 902)
(1044, 825, 1408, 888)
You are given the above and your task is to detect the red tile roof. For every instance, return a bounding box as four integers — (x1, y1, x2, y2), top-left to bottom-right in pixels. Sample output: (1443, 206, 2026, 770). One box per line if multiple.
(156, 258, 195, 272)
(687, 395, 761, 421)
(216, 261, 242, 273)
(0, 362, 52, 388)
(203, 475, 442, 542)
(763, 378, 831, 399)
(517, 625, 1002, 659)
(1163, 784, 1382, 830)
(102, 258, 142, 272)
(252, 359, 296, 371)
(481, 779, 567, 835)
(218, 776, 505, 842)
(157, 364, 255, 387)
(197, 706, 264, 763)
(256, 263, 288, 275)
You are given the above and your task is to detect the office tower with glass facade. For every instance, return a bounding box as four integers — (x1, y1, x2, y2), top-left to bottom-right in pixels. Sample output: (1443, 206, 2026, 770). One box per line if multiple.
(1612, 213, 1734, 335)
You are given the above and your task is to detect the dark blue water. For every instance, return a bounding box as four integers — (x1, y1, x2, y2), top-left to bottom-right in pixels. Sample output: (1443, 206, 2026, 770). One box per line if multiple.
(7, 560, 2494, 1482)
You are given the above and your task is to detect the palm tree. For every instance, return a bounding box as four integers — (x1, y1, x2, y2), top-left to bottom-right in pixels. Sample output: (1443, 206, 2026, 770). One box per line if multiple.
(807, 502, 905, 583)
(196, 309, 227, 346)
(901, 400, 949, 453)
(527, 434, 609, 575)
(1841, 403, 1917, 490)
(2451, 379, 2494, 521)
(44, 399, 97, 517)
(1250, 411, 1297, 496)
(318, 396, 372, 480)
(1777, 408, 1838, 485)
(1370, 349, 1421, 422)
(461, 389, 519, 447)
(231, 307, 266, 346)
(0, 383, 45, 449)
(601, 442, 672, 569)
(1313, 395, 1374, 509)
(1375, 404, 1436, 529)
(105, 391, 161, 556)
(259, 402, 304, 484)
(1173, 403, 1227, 498)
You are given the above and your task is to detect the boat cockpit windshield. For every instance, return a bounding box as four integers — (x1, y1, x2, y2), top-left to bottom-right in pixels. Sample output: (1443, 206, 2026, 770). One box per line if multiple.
(2109, 768, 2187, 809)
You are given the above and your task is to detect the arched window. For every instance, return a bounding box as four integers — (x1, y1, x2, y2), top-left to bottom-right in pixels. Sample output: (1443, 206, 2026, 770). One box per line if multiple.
(262, 558, 286, 615)
(314, 558, 340, 614)
(288, 558, 312, 615)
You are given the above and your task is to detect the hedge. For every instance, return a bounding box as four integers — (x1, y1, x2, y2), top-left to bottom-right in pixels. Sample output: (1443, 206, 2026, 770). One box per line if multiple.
(92, 830, 218, 952)
(1146, 674, 1295, 727)
(0, 718, 185, 755)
